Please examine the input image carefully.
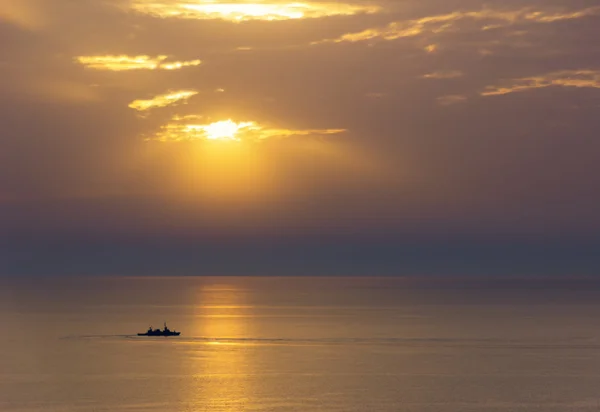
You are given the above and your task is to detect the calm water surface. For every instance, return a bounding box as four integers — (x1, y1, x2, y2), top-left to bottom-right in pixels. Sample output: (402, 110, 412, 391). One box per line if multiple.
(2, 276, 600, 411)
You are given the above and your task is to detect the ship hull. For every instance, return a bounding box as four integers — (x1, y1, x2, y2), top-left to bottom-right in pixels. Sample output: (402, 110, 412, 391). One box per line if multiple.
(137, 332, 181, 336)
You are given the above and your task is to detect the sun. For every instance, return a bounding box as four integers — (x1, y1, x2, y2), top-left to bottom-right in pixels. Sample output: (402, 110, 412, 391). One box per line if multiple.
(198, 120, 257, 141)
(149, 117, 347, 142)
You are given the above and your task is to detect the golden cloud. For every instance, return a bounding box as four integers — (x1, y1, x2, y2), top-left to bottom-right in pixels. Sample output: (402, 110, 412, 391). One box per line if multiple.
(76, 55, 201, 71)
(160, 60, 203, 70)
(424, 44, 438, 53)
(129, 0, 380, 22)
(482, 70, 600, 96)
(315, 6, 600, 44)
(148, 118, 346, 142)
(422, 71, 464, 79)
(129, 90, 198, 111)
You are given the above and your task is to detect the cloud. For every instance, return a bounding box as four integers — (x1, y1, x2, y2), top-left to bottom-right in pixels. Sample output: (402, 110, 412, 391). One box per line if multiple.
(424, 44, 438, 53)
(315, 6, 600, 44)
(422, 71, 464, 79)
(129, 0, 381, 22)
(482, 70, 600, 96)
(147, 118, 346, 142)
(76, 55, 201, 71)
(436, 95, 467, 105)
(0, 0, 46, 30)
(159, 60, 203, 70)
(128, 90, 198, 111)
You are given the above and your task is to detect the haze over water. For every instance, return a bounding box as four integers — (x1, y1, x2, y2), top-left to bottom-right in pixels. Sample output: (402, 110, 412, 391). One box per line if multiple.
(2, 276, 600, 412)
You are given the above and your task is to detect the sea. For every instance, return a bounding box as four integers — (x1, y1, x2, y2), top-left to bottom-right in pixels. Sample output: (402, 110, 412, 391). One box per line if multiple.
(2, 276, 600, 412)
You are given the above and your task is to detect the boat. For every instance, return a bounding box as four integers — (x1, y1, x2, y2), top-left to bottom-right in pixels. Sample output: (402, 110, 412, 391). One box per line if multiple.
(138, 322, 181, 337)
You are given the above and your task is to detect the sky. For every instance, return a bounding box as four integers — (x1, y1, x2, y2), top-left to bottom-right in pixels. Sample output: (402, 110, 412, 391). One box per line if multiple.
(1, 0, 599, 276)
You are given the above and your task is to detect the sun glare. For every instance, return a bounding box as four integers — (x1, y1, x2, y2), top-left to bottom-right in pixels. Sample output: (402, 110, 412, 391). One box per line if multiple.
(201, 120, 257, 140)
(149, 117, 346, 142)
(130, 1, 381, 22)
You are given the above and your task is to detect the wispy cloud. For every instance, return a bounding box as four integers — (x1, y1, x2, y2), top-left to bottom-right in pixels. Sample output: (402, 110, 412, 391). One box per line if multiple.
(437, 95, 467, 105)
(129, 90, 198, 111)
(76, 55, 201, 71)
(314, 6, 600, 44)
(482, 70, 600, 96)
(148, 117, 346, 142)
(129, 0, 380, 22)
(422, 71, 464, 79)
(159, 60, 203, 70)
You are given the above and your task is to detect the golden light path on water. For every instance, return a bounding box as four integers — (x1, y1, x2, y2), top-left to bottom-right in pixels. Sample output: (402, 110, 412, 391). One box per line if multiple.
(187, 283, 253, 409)
(130, 0, 381, 22)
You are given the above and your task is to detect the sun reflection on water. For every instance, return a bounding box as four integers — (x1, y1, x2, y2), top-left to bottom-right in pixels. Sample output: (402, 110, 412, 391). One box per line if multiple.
(188, 282, 254, 409)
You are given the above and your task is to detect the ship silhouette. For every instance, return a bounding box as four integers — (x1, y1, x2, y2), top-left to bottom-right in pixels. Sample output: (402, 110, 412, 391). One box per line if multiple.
(138, 322, 180, 337)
